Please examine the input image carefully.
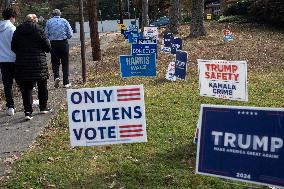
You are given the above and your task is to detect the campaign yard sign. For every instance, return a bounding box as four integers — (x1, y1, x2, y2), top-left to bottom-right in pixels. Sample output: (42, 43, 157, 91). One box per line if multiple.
(118, 23, 126, 30)
(67, 85, 147, 147)
(196, 104, 284, 188)
(128, 32, 143, 43)
(137, 38, 157, 44)
(163, 32, 173, 47)
(198, 59, 248, 101)
(144, 27, 159, 40)
(165, 62, 176, 81)
(119, 54, 156, 77)
(131, 43, 158, 58)
(127, 24, 138, 34)
(224, 29, 233, 41)
(175, 50, 188, 80)
(124, 30, 131, 39)
(161, 46, 171, 53)
(171, 37, 182, 54)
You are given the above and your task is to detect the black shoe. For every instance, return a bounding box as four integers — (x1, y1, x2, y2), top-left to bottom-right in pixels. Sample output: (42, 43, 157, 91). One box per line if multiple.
(24, 112, 33, 121)
(40, 107, 53, 114)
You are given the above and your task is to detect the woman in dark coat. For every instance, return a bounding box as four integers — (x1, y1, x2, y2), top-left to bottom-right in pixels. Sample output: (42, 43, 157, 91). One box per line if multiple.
(11, 14, 52, 120)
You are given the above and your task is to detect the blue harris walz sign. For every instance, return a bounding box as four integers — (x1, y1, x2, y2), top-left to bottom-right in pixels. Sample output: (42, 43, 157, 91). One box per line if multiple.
(171, 37, 182, 54)
(128, 32, 143, 43)
(137, 38, 157, 44)
(119, 54, 156, 77)
(175, 50, 188, 80)
(127, 25, 138, 34)
(131, 43, 158, 58)
(196, 104, 284, 188)
(124, 30, 131, 39)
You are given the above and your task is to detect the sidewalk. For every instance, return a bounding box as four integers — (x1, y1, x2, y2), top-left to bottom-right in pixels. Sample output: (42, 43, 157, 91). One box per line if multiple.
(0, 33, 119, 177)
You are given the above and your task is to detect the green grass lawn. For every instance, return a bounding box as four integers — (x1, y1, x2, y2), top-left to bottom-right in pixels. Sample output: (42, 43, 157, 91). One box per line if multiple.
(2, 23, 284, 189)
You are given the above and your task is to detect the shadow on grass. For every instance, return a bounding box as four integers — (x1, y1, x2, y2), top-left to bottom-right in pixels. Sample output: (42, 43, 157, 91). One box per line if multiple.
(149, 77, 170, 86)
(67, 143, 199, 189)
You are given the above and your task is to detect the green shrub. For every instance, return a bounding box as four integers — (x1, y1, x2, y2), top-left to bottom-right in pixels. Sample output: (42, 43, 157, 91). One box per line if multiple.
(224, 0, 254, 16)
(182, 16, 191, 23)
(248, 0, 284, 26)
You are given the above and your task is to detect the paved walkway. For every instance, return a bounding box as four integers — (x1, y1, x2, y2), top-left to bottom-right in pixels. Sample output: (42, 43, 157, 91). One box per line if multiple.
(0, 33, 119, 177)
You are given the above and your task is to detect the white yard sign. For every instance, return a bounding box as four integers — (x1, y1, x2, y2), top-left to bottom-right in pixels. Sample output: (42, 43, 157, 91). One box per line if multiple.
(165, 62, 177, 81)
(198, 59, 248, 101)
(67, 85, 147, 147)
(143, 27, 158, 40)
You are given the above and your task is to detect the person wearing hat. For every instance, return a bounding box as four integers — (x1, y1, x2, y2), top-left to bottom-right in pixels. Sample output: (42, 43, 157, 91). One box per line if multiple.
(45, 9, 73, 88)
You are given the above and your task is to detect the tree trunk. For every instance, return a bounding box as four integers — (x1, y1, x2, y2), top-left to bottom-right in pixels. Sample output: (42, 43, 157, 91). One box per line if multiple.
(118, 0, 124, 34)
(169, 0, 181, 34)
(190, 0, 206, 38)
(87, 0, 101, 61)
(79, 0, 86, 83)
(141, 0, 149, 29)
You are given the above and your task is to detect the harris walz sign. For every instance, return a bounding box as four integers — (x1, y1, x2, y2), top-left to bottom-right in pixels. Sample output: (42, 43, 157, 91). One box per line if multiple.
(196, 104, 284, 188)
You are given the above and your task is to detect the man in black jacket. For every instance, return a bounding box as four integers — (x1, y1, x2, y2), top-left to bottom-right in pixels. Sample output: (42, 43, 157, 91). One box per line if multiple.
(12, 14, 52, 121)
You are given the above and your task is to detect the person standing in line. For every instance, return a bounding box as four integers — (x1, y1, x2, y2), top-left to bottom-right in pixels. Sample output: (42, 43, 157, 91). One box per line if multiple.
(45, 9, 73, 88)
(12, 14, 52, 121)
(0, 8, 17, 116)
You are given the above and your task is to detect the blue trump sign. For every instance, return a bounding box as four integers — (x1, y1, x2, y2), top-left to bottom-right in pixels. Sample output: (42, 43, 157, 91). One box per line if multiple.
(119, 54, 156, 77)
(175, 50, 187, 80)
(171, 37, 182, 54)
(196, 104, 284, 188)
(131, 43, 158, 58)
(163, 32, 173, 47)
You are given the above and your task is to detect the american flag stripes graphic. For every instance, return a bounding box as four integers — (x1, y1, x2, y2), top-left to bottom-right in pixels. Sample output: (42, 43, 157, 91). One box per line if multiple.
(117, 88, 141, 102)
(119, 124, 144, 138)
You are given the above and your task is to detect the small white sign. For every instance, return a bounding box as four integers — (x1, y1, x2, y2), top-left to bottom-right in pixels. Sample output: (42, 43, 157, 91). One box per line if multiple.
(144, 27, 158, 40)
(165, 62, 177, 81)
(198, 59, 248, 101)
(161, 45, 171, 53)
(67, 85, 147, 147)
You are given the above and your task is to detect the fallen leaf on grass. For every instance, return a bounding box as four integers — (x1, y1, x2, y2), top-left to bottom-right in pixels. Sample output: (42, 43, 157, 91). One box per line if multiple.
(4, 154, 19, 164)
(109, 181, 116, 188)
(47, 157, 55, 162)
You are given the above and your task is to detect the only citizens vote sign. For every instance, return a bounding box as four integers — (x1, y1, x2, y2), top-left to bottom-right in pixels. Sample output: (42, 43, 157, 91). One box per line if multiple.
(198, 59, 248, 101)
(67, 85, 147, 147)
(196, 104, 284, 188)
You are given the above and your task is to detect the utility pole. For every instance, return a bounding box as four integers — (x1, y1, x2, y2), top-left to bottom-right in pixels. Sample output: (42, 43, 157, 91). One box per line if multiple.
(99, 10, 103, 32)
(88, 0, 101, 61)
(79, 0, 86, 83)
(134, 7, 136, 25)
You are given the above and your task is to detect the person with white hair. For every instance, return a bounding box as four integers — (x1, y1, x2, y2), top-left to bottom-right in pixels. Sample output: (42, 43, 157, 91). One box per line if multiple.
(11, 14, 52, 120)
(45, 9, 73, 88)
